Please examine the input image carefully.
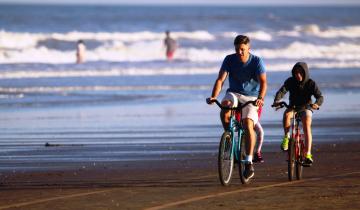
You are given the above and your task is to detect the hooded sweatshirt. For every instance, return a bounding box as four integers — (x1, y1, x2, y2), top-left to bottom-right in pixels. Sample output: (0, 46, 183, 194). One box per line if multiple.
(274, 62, 324, 107)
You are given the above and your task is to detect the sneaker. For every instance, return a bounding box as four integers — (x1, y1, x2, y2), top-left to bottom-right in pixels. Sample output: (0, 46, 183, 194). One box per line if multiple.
(281, 136, 289, 151)
(243, 162, 255, 180)
(303, 154, 313, 167)
(253, 152, 264, 163)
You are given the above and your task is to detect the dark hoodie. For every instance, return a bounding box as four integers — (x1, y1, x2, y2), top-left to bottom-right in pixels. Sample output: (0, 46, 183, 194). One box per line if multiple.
(274, 62, 324, 107)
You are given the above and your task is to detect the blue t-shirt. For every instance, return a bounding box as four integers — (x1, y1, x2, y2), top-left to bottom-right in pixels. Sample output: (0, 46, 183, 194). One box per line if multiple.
(220, 53, 266, 96)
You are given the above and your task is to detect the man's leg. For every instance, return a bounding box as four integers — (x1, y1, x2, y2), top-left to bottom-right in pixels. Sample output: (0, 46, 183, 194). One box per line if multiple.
(244, 118, 255, 157)
(243, 118, 255, 180)
(220, 109, 231, 130)
(236, 94, 257, 180)
(219, 93, 238, 131)
(220, 99, 233, 130)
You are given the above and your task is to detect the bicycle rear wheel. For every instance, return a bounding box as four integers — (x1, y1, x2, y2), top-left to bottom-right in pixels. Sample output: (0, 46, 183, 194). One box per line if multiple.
(296, 141, 304, 180)
(288, 138, 296, 181)
(218, 131, 234, 186)
(238, 133, 250, 184)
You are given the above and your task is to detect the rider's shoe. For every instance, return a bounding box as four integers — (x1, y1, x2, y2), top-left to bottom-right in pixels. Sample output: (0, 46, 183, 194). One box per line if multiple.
(281, 136, 289, 151)
(253, 152, 264, 163)
(243, 162, 255, 180)
(303, 154, 313, 167)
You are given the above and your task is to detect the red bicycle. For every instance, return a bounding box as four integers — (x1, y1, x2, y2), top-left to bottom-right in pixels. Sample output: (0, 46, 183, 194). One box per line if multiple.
(272, 101, 318, 181)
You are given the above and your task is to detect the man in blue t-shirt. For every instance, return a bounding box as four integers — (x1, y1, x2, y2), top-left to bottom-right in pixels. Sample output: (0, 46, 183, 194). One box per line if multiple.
(207, 35, 267, 181)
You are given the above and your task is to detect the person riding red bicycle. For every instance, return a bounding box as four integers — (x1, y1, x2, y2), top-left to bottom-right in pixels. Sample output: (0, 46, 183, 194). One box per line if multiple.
(272, 62, 324, 166)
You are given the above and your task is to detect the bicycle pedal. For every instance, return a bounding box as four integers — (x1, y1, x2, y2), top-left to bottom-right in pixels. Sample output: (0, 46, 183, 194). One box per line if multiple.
(302, 163, 312, 167)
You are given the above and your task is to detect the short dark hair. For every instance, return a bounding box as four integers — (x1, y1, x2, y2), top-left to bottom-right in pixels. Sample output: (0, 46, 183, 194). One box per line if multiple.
(234, 35, 250, 46)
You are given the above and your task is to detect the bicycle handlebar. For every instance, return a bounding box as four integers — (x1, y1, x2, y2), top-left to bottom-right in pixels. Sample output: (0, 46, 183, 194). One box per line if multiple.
(206, 98, 256, 111)
(271, 101, 320, 110)
(271, 101, 290, 109)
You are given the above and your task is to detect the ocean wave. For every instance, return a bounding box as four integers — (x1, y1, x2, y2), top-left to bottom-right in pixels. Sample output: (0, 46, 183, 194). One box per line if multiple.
(222, 31, 273, 41)
(0, 85, 211, 93)
(254, 42, 360, 60)
(222, 25, 360, 40)
(1, 40, 359, 65)
(1, 59, 360, 79)
(0, 30, 215, 50)
(0, 68, 218, 79)
(279, 24, 360, 38)
(1, 24, 359, 50)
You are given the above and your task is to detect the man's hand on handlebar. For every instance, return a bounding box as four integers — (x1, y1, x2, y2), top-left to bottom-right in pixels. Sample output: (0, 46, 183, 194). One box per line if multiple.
(255, 98, 264, 107)
(206, 97, 216, 105)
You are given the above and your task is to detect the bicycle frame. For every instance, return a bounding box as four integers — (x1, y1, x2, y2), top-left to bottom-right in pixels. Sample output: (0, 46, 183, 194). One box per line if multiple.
(291, 112, 305, 164)
(273, 101, 319, 181)
(228, 110, 243, 163)
(208, 98, 256, 186)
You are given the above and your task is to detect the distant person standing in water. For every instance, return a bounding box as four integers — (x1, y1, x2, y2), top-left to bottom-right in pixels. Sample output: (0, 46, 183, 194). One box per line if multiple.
(164, 30, 177, 61)
(76, 40, 86, 64)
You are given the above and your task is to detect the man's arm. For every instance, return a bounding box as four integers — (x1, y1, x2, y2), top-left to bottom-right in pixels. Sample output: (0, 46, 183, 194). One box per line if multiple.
(256, 73, 267, 107)
(209, 69, 228, 102)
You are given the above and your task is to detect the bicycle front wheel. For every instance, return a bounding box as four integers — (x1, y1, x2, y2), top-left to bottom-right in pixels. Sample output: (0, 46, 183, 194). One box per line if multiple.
(218, 131, 234, 186)
(288, 138, 296, 181)
(238, 133, 250, 184)
(296, 141, 304, 180)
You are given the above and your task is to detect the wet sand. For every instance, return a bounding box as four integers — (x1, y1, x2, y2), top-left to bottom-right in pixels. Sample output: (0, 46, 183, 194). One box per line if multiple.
(0, 140, 359, 210)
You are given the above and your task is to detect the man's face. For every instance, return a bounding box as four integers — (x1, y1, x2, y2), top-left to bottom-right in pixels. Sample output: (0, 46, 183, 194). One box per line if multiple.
(294, 68, 303, 82)
(235, 43, 250, 58)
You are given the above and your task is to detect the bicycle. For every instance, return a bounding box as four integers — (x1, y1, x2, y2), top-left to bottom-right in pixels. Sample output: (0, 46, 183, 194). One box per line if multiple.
(207, 98, 256, 186)
(272, 101, 318, 181)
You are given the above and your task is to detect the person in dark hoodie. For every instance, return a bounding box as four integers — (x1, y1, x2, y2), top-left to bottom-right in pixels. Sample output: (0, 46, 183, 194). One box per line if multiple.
(272, 62, 323, 166)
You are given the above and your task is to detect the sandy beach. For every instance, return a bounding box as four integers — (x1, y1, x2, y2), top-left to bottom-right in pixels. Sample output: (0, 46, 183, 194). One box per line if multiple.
(0, 139, 359, 210)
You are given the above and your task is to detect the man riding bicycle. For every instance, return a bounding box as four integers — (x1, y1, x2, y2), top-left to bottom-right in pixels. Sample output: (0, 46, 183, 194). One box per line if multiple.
(272, 62, 324, 166)
(207, 35, 267, 180)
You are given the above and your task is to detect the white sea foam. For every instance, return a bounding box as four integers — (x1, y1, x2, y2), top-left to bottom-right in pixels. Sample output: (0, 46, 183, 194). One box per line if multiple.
(1, 39, 359, 65)
(0, 85, 211, 93)
(0, 94, 24, 99)
(1, 58, 360, 80)
(295, 25, 360, 38)
(0, 30, 214, 50)
(222, 31, 273, 41)
(0, 68, 218, 79)
(1, 27, 360, 76)
(0, 31, 44, 49)
(279, 25, 360, 38)
(254, 42, 360, 60)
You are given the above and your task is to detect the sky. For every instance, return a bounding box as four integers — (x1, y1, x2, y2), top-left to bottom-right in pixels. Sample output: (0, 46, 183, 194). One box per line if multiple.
(0, 0, 359, 6)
